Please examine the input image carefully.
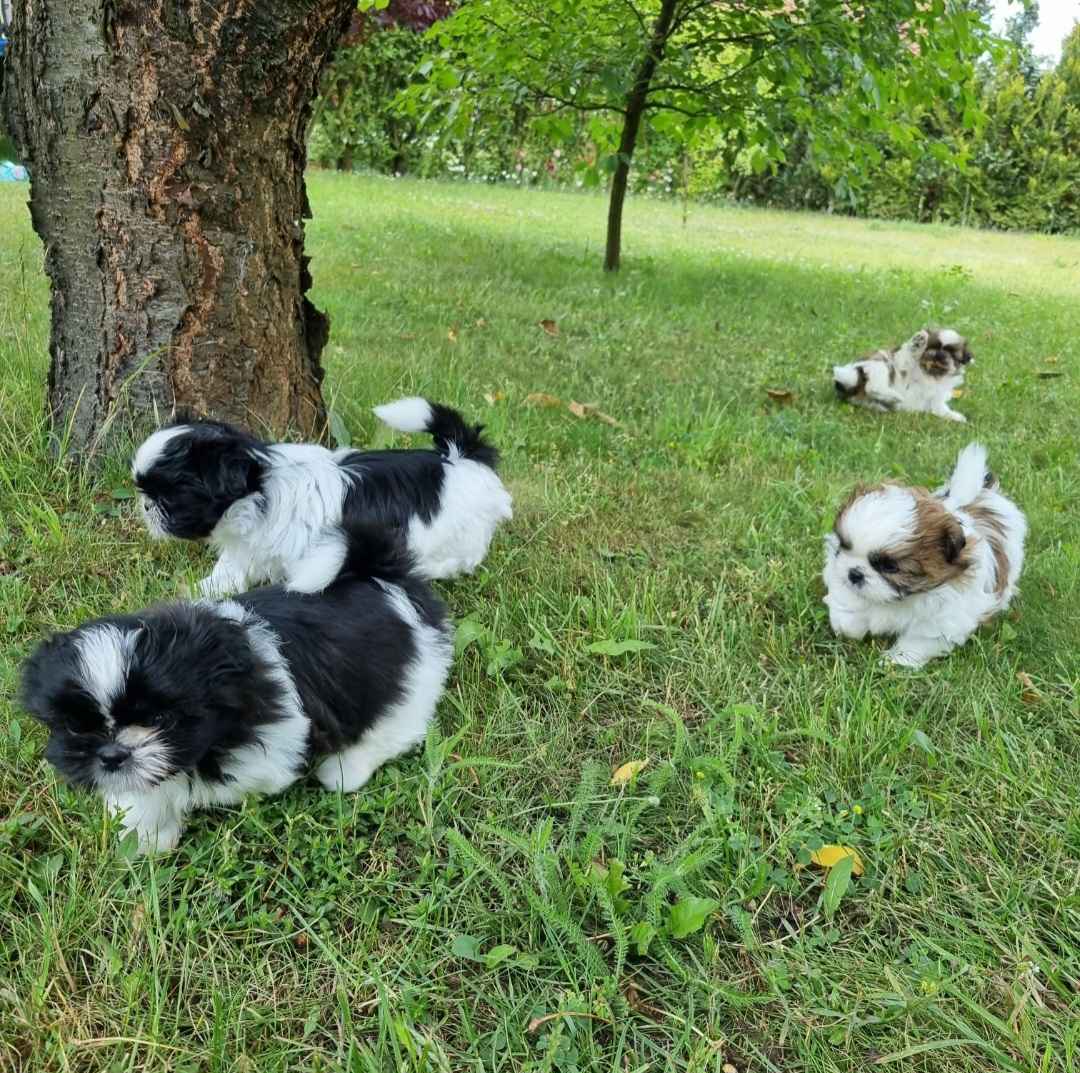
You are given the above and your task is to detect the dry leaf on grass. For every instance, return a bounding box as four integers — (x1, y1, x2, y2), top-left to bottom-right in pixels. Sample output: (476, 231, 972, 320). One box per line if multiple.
(447, 328, 458, 343)
(810, 844, 864, 876)
(538, 319, 559, 336)
(765, 388, 795, 404)
(568, 400, 622, 427)
(527, 1011, 609, 1034)
(952, 388, 965, 399)
(524, 392, 563, 408)
(611, 760, 647, 786)
(475, 318, 487, 328)
(483, 391, 505, 405)
(1043, 355, 1059, 364)
(1017, 671, 1042, 706)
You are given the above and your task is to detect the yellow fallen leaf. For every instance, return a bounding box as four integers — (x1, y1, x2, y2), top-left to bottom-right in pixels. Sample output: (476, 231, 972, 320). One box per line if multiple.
(539, 319, 559, 336)
(765, 387, 795, 404)
(476, 318, 488, 329)
(1017, 671, 1041, 706)
(447, 328, 458, 343)
(524, 392, 563, 408)
(568, 401, 623, 427)
(611, 760, 647, 786)
(810, 845, 864, 876)
(484, 391, 505, 405)
(952, 388, 965, 399)
(1043, 355, 1058, 364)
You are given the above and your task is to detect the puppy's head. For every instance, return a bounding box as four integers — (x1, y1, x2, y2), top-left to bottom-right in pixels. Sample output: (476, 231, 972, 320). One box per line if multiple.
(20, 610, 263, 794)
(912, 327, 973, 378)
(132, 420, 268, 541)
(826, 482, 971, 605)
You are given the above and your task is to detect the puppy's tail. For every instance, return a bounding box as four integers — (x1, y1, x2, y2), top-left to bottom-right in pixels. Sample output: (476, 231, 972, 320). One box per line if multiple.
(373, 396, 499, 469)
(337, 519, 417, 585)
(941, 442, 992, 509)
(833, 363, 863, 399)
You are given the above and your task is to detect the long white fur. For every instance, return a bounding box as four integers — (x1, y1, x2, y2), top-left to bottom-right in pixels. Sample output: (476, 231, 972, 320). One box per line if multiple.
(196, 400, 512, 595)
(373, 396, 434, 433)
(75, 626, 141, 729)
(833, 330, 969, 423)
(823, 444, 1026, 668)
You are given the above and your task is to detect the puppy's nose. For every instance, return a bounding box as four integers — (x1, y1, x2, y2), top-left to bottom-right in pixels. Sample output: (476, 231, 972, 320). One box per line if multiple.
(98, 743, 132, 771)
(848, 568, 866, 587)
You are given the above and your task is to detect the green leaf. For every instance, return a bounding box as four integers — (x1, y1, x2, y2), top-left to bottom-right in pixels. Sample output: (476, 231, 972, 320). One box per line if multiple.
(585, 639, 655, 657)
(603, 858, 631, 914)
(629, 921, 656, 955)
(453, 617, 486, 657)
(328, 409, 351, 449)
(485, 642, 523, 677)
(910, 729, 936, 765)
(822, 854, 855, 918)
(451, 934, 483, 961)
(484, 944, 517, 969)
(667, 896, 720, 940)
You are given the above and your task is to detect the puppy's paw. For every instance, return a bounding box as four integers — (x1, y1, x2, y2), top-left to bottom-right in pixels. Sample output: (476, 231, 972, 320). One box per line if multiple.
(946, 410, 967, 424)
(125, 823, 182, 855)
(884, 647, 927, 669)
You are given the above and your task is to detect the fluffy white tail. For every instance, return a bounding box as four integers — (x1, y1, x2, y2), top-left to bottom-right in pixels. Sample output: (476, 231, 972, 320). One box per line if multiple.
(373, 396, 434, 434)
(832, 364, 860, 389)
(942, 442, 989, 509)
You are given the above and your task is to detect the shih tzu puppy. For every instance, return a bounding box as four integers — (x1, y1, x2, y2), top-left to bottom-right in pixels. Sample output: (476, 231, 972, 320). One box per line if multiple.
(20, 523, 454, 853)
(833, 328, 973, 422)
(823, 443, 1026, 668)
(132, 397, 513, 595)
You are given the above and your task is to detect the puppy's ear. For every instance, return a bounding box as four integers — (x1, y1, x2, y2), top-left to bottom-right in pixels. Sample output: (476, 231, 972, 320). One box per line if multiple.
(941, 518, 967, 563)
(911, 329, 930, 353)
(19, 632, 77, 720)
(190, 439, 265, 502)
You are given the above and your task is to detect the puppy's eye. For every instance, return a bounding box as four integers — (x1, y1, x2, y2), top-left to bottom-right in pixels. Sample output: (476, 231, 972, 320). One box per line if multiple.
(64, 709, 101, 734)
(870, 554, 899, 575)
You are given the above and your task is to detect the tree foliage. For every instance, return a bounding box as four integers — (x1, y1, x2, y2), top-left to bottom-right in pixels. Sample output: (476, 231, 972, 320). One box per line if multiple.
(396, 0, 994, 266)
(311, 1, 1077, 235)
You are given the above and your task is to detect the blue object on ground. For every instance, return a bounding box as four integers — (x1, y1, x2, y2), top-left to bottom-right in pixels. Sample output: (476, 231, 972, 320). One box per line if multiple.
(0, 161, 27, 181)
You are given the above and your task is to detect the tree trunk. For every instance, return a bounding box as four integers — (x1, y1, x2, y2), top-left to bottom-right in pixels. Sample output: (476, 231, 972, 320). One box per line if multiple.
(604, 0, 679, 272)
(2, 0, 355, 453)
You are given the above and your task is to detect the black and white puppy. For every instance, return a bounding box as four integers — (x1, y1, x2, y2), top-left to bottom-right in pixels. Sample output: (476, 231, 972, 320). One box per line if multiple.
(132, 397, 513, 595)
(20, 523, 454, 853)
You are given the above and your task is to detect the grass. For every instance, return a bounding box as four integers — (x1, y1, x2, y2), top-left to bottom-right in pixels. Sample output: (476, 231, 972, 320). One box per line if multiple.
(0, 172, 1078, 1073)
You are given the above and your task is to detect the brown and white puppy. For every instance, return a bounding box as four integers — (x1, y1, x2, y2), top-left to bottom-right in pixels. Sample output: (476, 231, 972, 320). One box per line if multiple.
(823, 444, 1026, 667)
(833, 328, 973, 422)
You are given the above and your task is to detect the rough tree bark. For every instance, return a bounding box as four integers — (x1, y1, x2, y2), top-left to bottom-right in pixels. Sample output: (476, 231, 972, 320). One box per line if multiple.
(604, 0, 679, 272)
(2, 0, 356, 452)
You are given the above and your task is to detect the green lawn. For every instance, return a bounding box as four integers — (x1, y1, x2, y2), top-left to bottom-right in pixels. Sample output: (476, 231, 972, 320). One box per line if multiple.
(1, 173, 1078, 1072)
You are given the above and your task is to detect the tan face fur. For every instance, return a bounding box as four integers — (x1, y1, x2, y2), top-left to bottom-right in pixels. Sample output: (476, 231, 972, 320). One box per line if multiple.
(831, 482, 972, 601)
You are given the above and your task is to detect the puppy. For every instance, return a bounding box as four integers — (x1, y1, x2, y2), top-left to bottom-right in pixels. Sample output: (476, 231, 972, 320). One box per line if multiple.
(823, 443, 1026, 668)
(132, 397, 513, 595)
(833, 328, 973, 422)
(19, 523, 453, 853)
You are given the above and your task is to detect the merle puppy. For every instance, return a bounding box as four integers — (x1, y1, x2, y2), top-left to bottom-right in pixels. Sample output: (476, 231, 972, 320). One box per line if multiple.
(20, 523, 454, 853)
(132, 397, 513, 595)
